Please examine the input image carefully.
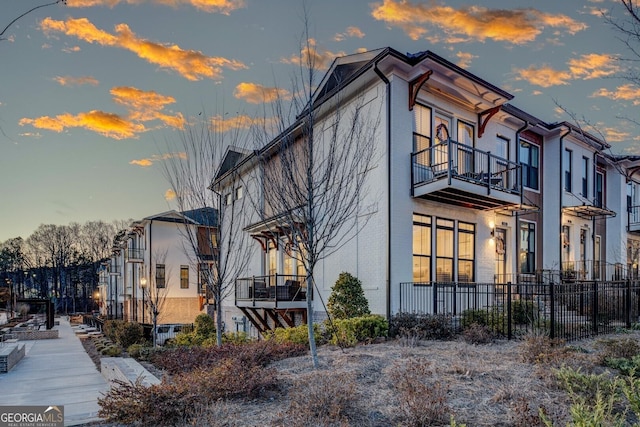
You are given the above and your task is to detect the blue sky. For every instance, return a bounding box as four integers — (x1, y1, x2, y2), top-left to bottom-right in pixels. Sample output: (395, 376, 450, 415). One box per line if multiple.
(1, 0, 638, 242)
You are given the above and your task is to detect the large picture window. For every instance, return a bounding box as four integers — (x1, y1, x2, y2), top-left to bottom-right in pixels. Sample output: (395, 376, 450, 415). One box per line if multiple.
(519, 222, 536, 274)
(520, 140, 539, 190)
(412, 214, 431, 282)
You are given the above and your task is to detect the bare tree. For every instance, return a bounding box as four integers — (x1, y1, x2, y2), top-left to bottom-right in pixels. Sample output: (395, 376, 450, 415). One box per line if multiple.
(603, 1, 640, 127)
(162, 114, 254, 346)
(141, 249, 170, 347)
(253, 23, 381, 366)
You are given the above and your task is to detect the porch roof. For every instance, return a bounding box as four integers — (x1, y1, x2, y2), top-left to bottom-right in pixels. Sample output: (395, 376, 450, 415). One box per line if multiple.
(562, 204, 616, 219)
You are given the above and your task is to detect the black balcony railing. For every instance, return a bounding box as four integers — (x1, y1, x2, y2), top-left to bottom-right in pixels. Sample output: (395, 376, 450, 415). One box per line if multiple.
(235, 274, 308, 303)
(629, 205, 640, 232)
(411, 138, 521, 196)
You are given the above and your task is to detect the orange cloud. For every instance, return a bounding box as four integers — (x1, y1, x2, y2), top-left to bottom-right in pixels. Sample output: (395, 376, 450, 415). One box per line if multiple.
(20, 86, 184, 139)
(455, 51, 477, 68)
(19, 110, 146, 139)
(602, 127, 629, 143)
(514, 65, 572, 87)
(110, 86, 185, 128)
(234, 82, 291, 104)
(66, 0, 245, 14)
(281, 38, 345, 70)
(370, 0, 587, 44)
(568, 54, 619, 79)
(334, 26, 365, 41)
(210, 114, 279, 133)
(130, 152, 187, 168)
(40, 17, 246, 81)
(592, 84, 640, 105)
(53, 75, 99, 86)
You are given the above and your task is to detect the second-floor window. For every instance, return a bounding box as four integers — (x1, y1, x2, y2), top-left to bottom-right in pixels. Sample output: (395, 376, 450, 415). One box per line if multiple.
(564, 149, 573, 192)
(156, 264, 166, 288)
(413, 104, 432, 152)
(581, 157, 589, 197)
(595, 171, 604, 208)
(520, 140, 539, 190)
(180, 265, 189, 289)
(519, 222, 536, 274)
(235, 186, 244, 200)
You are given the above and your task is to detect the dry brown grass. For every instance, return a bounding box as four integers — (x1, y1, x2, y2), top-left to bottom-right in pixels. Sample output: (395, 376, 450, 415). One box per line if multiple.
(82, 330, 640, 427)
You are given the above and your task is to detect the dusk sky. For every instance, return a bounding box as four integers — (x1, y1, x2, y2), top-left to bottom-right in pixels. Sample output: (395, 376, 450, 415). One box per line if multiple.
(1, 0, 638, 242)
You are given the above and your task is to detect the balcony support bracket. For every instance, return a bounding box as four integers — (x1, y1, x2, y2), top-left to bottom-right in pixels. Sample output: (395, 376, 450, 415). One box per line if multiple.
(408, 70, 433, 111)
(478, 106, 501, 137)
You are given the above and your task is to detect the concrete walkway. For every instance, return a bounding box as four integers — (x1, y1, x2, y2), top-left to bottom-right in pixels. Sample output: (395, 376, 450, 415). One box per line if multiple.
(0, 317, 110, 426)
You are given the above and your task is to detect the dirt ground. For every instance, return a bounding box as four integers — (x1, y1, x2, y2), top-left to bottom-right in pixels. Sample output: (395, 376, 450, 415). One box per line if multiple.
(79, 330, 640, 427)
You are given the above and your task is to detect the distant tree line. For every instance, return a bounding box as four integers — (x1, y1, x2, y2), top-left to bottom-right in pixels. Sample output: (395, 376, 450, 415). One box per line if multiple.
(0, 219, 129, 314)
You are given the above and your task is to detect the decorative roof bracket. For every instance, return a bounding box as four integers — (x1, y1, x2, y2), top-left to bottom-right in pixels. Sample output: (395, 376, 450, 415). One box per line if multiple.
(408, 70, 433, 111)
(478, 106, 501, 138)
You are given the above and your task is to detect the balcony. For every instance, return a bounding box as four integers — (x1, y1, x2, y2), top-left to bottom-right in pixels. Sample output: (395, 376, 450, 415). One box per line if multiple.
(629, 206, 640, 233)
(125, 248, 144, 263)
(235, 274, 308, 309)
(411, 139, 522, 210)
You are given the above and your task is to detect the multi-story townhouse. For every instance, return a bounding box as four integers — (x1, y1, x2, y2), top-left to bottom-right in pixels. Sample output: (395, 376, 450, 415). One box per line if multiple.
(212, 47, 636, 337)
(100, 208, 217, 325)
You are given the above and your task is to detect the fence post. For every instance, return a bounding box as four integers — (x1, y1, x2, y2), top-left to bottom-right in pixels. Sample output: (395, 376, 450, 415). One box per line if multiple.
(507, 281, 512, 340)
(592, 281, 598, 335)
(627, 278, 632, 329)
(433, 283, 438, 314)
(399, 282, 403, 313)
(549, 280, 555, 340)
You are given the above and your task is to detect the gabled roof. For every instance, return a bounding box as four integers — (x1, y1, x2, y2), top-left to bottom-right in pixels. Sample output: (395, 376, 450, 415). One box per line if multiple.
(214, 146, 251, 181)
(142, 208, 218, 227)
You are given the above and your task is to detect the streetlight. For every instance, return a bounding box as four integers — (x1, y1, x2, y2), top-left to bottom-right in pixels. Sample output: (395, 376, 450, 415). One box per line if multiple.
(140, 277, 147, 324)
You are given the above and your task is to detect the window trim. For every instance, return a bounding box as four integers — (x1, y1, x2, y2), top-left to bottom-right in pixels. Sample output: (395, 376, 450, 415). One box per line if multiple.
(519, 139, 539, 191)
(564, 148, 573, 193)
(180, 265, 189, 289)
(155, 263, 166, 289)
(519, 221, 536, 274)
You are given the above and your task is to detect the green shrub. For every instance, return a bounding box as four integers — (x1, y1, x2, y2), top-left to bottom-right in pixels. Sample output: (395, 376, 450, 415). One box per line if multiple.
(389, 312, 455, 340)
(103, 319, 125, 342)
(269, 324, 322, 346)
(327, 272, 370, 319)
(115, 322, 144, 348)
(326, 315, 388, 347)
(172, 314, 216, 347)
(511, 299, 538, 325)
(127, 343, 145, 358)
(194, 313, 216, 338)
(222, 331, 251, 344)
(101, 345, 122, 356)
(461, 308, 508, 335)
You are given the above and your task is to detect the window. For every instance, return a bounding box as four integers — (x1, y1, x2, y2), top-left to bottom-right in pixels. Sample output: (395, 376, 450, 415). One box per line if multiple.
(496, 135, 509, 160)
(457, 121, 474, 147)
(436, 218, 454, 282)
(595, 171, 604, 208)
(457, 121, 474, 175)
(412, 214, 431, 282)
(457, 222, 475, 282)
(225, 193, 232, 205)
(519, 222, 536, 274)
(594, 235, 601, 280)
(564, 149, 572, 192)
(235, 186, 244, 200)
(520, 140, 539, 190)
(180, 265, 189, 289)
(581, 157, 589, 197)
(413, 104, 432, 152)
(155, 264, 166, 288)
(267, 241, 277, 276)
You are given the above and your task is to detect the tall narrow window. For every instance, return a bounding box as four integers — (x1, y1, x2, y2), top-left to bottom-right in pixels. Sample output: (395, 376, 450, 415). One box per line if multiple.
(564, 149, 573, 192)
(457, 222, 475, 282)
(180, 265, 189, 289)
(496, 135, 509, 160)
(413, 104, 432, 152)
(457, 121, 474, 175)
(235, 186, 244, 200)
(520, 140, 539, 190)
(595, 171, 604, 208)
(155, 264, 166, 288)
(412, 214, 431, 282)
(457, 121, 474, 147)
(267, 241, 277, 277)
(519, 222, 536, 274)
(436, 219, 454, 282)
(581, 157, 589, 197)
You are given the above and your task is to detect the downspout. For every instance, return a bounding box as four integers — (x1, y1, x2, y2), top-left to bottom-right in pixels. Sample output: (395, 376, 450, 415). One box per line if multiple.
(560, 127, 572, 271)
(514, 120, 529, 276)
(592, 152, 598, 278)
(373, 58, 391, 319)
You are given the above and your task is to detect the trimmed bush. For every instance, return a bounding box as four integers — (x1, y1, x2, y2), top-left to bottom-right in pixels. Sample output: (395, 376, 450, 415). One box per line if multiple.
(327, 272, 370, 319)
(389, 312, 455, 340)
(127, 343, 145, 358)
(103, 319, 125, 342)
(269, 324, 323, 346)
(172, 313, 216, 347)
(115, 322, 144, 349)
(326, 315, 388, 347)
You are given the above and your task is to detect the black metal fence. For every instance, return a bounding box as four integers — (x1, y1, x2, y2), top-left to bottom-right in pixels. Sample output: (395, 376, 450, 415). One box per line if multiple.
(398, 276, 640, 341)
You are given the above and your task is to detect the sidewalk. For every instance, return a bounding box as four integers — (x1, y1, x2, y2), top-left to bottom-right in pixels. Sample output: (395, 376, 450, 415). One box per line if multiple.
(0, 317, 110, 426)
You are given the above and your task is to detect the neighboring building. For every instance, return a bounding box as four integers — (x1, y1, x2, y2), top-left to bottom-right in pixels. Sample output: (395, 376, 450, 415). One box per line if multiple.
(98, 208, 217, 325)
(210, 47, 637, 337)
